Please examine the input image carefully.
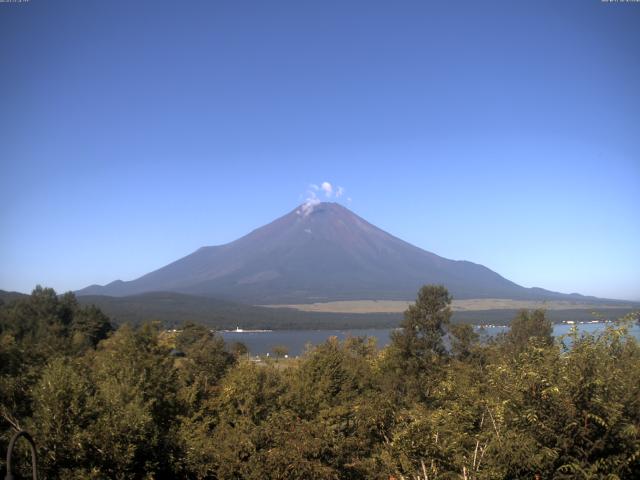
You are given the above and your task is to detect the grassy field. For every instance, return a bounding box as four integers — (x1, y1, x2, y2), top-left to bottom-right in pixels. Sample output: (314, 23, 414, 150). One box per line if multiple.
(261, 298, 639, 313)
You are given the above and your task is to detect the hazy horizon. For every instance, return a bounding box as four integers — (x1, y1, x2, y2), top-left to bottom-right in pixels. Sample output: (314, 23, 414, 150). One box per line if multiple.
(1, 1, 639, 300)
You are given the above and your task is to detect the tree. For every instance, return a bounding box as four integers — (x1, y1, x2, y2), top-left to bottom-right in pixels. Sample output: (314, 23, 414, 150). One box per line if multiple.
(30, 358, 95, 477)
(384, 285, 453, 402)
(507, 309, 553, 351)
(175, 322, 235, 390)
(229, 341, 249, 358)
(70, 304, 113, 349)
(272, 345, 289, 360)
(449, 323, 479, 360)
(393, 284, 452, 358)
(288, 337, 363, 418)
(84, 323, 180, 478)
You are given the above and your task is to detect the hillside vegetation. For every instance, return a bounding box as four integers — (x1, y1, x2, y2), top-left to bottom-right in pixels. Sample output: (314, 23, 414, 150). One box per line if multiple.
(1, 286, 639, 479)
(77, 292, 402, 329)
(3, 289, 637, 330)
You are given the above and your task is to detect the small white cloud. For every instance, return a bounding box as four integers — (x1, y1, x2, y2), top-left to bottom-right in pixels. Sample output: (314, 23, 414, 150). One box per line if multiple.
(297, 188, 319, 217)
(321, 181, 333, 197)
(298, 181, 349, 216)
(300, 197, 319, 216)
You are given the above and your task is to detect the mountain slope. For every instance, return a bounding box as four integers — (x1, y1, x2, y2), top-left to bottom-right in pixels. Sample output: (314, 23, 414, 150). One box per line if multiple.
(77, 202, 594, 303)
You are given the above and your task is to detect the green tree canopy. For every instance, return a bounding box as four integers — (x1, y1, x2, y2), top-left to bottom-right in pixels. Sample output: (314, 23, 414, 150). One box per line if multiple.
(507, 308, 553, 351)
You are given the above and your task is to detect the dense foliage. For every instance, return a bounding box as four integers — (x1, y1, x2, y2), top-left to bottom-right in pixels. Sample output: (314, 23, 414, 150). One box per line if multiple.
(1, 286, 639, 479)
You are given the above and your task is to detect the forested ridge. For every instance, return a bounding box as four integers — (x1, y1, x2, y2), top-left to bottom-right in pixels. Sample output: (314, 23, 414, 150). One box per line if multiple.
(1, 286, 639, 479)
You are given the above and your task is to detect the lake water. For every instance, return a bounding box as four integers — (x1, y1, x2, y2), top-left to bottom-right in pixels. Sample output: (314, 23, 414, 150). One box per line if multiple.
(220, 322, 640, 356)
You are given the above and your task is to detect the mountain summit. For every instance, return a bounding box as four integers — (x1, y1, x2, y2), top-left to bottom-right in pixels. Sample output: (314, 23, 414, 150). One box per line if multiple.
(78, 202, 588, 303)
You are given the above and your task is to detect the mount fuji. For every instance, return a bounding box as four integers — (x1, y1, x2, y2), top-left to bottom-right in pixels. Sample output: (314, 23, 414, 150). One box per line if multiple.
(77, 202, 593, 304)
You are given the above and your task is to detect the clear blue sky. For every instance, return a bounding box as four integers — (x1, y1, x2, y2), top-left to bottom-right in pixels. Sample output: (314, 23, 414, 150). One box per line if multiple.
(1, 1, 638, 300)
